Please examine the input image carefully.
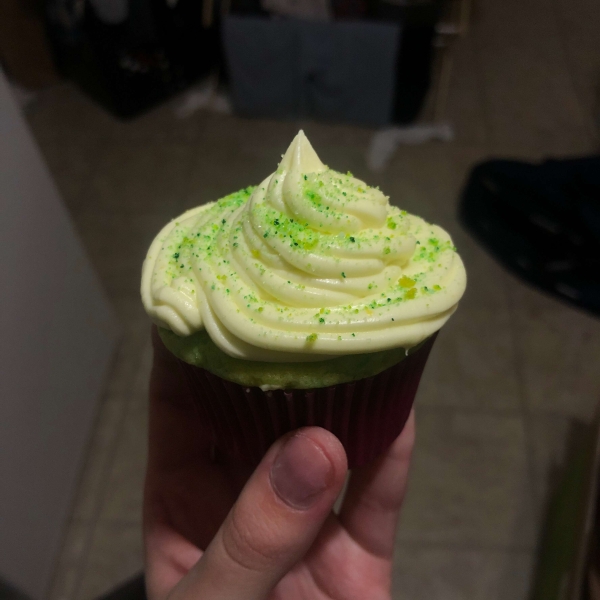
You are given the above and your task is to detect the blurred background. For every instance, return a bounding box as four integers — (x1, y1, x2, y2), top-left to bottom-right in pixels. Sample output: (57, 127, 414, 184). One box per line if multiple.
(1, 0, 600, 598)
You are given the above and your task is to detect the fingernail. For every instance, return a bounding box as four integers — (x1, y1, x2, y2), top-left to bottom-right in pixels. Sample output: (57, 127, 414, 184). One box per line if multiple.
(270, 434, 334, 510)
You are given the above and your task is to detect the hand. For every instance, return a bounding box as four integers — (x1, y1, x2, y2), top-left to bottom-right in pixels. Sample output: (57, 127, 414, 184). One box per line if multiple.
(144, 327, 415, 600)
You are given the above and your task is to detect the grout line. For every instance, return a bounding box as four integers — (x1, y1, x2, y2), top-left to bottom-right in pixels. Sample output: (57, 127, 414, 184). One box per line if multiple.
(91, 517, 145, 527)
(395, 538, 537, 553)
(46, 337, 124, 600)
(549, 0, 600, 145)
(415, 403, 524, 417)
(417, 402, 596, 421)
(502, 272, 543, 540)
(70, 337, 146, 599)
(70, 136, 114, 219)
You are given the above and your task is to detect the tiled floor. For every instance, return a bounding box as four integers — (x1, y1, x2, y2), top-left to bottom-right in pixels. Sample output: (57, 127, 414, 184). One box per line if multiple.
(23, 0, 600, 597)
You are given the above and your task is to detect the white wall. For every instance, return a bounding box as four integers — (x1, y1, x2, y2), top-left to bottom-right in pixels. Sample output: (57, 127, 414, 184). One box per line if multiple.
(0, 70, 119, 598)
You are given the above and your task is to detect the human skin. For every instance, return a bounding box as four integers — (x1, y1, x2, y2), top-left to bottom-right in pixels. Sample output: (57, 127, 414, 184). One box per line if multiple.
(144, 327, 415, 600)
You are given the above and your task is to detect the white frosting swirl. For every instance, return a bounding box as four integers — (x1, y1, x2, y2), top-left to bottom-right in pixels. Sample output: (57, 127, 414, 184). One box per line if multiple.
(141, 131, 466, 361)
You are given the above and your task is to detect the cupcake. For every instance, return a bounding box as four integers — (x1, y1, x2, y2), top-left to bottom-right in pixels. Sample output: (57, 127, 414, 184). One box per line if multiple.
(141, 131, 466, 467)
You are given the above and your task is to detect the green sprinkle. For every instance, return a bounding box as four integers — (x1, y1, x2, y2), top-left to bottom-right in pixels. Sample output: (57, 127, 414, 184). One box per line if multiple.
(341, 272, 346, 278)
(319, 317, 325, 323)
(351, 333, 356, 337)
(306, 333, 318, 342)
(349, 237, 355, 242)
(173, 252, 179, 259)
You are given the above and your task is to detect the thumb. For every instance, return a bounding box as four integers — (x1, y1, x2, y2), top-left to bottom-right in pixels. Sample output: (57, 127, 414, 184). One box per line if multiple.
(169, 427, 348, 600)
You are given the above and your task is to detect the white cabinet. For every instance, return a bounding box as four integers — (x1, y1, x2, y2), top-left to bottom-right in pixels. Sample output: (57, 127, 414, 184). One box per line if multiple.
(0, 70, 119, 599)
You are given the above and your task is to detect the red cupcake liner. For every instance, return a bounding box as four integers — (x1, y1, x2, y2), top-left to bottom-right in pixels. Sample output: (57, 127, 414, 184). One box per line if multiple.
(178, 334, 436, 468)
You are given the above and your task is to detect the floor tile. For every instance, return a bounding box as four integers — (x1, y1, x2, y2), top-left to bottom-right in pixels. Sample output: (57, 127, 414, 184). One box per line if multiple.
(108, 95, 208, 143)
(392, 544, 534, 600)
(97, 403, 148, 524)
(47, 520, 91, 600)
(105, 324, 150, 403)
(418, 226, 522, 411)
(76, 521, 144, 600)
(127, 338, 153, 414)
(554, 0, 600, 137)
(183, 118, 298, 210)
(94, 334, 151, 525)
(82, 140, 196, 216)
(397, 408, 536, 548)
(528, 413, 585, 512)
(418, 303, 520, 411)
(24, 83, 117, 144)
(47, 565, 81, 600)
(377, 145, 488, 228)
(34, 136, 110, 215)
(506, 277, 600, 421)
(471, 0, 594, 154)
(74, 209, 168, 297)
(70, 398, 128, 522)
(443, 36, 489, 145)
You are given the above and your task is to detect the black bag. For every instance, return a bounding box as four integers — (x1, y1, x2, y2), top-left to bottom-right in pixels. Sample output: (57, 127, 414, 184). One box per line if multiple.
(460, 156, 600, 316)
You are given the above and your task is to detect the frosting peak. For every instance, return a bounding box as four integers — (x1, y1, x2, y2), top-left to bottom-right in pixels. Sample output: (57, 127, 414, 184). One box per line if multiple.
(279, 130, 326, 174)
(141, 131, 466, 361)
(274, 131, 388, 234)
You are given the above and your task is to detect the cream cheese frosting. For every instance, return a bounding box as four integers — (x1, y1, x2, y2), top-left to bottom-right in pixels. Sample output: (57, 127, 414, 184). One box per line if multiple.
(141, 131, 466, 362)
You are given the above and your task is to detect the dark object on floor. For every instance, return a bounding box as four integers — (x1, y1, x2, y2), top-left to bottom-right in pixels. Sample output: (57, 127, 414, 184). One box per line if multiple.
(98, 574, 146, 600)
(460, 156, 600, 316)
(46, 0, 220, 118)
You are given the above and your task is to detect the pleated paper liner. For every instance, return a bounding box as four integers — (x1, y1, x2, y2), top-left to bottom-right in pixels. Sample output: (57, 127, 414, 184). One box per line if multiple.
(178, 334, 436, 468)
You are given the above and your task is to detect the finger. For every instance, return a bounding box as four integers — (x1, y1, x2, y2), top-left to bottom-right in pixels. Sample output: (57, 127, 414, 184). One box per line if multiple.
(167, 427, 348, 600)
(338, 410, 416, 558)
